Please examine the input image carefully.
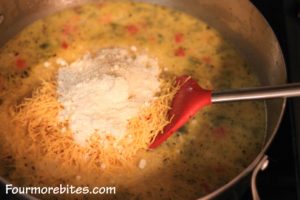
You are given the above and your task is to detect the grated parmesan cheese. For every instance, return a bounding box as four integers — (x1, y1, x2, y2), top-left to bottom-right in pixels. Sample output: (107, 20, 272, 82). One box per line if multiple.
(57, 48, 161, 145)
(138, 159, 147, 169)
(56, 58, 67, 66)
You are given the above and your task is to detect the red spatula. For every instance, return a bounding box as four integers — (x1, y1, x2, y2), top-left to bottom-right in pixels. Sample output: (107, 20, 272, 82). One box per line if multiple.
(149, 75, 300, 149)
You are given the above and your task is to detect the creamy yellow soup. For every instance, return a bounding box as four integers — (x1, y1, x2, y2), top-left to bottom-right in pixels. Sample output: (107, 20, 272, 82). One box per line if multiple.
(0, 2, 265, 200)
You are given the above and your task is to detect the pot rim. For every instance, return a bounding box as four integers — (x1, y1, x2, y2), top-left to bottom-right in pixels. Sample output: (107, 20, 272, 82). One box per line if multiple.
(0, 1, 287, 200)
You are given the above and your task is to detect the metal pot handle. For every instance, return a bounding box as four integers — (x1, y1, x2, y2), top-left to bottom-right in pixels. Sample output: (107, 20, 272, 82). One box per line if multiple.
(251, 155, 269, 200)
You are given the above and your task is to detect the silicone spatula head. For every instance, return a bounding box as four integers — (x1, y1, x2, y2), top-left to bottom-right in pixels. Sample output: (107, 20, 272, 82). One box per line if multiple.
(149, 75, 212, 149)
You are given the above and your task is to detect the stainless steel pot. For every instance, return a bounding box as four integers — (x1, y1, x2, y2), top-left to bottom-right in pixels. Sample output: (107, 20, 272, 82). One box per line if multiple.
(0, 0, 286, 199)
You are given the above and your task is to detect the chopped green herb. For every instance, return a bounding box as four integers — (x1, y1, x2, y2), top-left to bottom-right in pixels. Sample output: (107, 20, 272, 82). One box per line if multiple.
(188, 56, 202, 66)
(20, 70, 29, 78)
(157, 33, 164, 43)
(39, 43, 49, 49)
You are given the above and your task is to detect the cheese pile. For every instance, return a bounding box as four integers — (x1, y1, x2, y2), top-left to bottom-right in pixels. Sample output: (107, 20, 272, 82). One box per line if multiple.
(57, 48, 161, 145)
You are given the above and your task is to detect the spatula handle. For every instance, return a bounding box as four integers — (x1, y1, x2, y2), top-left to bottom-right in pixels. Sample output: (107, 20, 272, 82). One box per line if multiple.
(211, 83, 300, 103)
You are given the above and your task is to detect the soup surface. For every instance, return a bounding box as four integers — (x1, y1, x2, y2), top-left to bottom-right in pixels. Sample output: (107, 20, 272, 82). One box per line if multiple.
(0, 2, 266, 200)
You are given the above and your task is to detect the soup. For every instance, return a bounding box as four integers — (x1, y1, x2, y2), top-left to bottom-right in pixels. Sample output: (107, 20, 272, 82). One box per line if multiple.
(0, 2, 266, 200)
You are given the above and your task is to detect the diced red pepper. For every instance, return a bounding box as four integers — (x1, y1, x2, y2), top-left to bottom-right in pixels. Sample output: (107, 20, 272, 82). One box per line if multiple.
(202, 56, 211, 64)
(174, 47, 186, 57)
(62, 24, 76, 36)
(126, 24, 139, 34)
(61, 41, 69, 49)
(16, 58, 27, 69)
(99, 14, 112, 24)
(148, 35, 156, 42)
(212, 126, 227, 139)
(174, 33, 184, 43)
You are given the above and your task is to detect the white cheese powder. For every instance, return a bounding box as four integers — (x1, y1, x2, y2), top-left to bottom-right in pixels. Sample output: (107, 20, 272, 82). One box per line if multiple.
(57, 48, 161, 145)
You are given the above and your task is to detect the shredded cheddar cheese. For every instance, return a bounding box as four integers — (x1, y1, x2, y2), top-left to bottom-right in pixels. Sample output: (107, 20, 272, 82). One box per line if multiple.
(10, 75, 177, 177)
